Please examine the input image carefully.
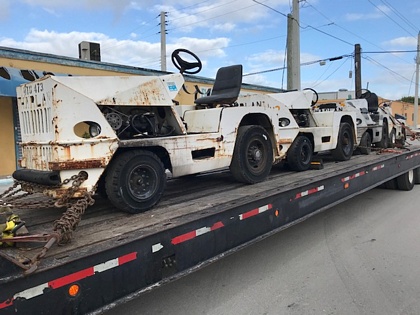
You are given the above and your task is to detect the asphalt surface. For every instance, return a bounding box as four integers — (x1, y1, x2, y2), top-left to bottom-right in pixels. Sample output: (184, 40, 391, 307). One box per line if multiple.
(104, 185, 420, 315)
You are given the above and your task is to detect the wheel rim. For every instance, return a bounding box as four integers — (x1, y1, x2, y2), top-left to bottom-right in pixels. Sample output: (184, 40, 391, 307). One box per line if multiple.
(301, 143, 311, 164)
(247, 138, 267, 174)
(408, 169, 414, 184)
(128, 164, 158, 200)
(341, 131, 351, 155)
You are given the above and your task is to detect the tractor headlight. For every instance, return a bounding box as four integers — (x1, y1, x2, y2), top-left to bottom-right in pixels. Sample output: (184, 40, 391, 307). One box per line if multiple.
(89, 123, 101, 137)
(279, 118, 291, 127)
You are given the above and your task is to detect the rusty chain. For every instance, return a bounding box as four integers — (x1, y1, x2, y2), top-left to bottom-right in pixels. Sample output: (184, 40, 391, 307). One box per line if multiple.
(53, 181, 97, 245)
(1, 171, 97, 273)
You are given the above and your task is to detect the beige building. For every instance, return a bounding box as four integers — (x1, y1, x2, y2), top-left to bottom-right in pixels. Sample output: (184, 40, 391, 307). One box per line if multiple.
(388, 100, 420, 128)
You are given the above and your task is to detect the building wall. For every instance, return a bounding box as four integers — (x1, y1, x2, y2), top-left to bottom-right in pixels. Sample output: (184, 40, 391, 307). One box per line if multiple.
(0, 96, 16, 176)
(389, 101, 420, 128)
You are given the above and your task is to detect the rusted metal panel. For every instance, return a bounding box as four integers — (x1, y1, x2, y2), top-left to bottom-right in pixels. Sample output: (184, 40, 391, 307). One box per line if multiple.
(49, 159, 107, 171)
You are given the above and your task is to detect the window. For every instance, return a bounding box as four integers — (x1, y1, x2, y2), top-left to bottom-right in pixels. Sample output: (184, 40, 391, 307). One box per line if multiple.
(0, 67, 11, 80)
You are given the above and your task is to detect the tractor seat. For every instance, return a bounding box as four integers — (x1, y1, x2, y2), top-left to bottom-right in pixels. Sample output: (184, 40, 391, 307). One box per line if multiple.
(195, 64, 243, 108)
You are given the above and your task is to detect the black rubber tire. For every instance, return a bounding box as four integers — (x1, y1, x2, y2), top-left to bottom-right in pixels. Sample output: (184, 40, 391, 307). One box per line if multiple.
(378, 122, 389, 148)
(388, 128, 396, 148)
(414, 167, 420, 184)
(383, 178, 398, 190)
(359, 131, 372, 155)
(396, 169, 415, 191)
(287, 135, 313, 171)
(230, 125, 273, 184)
(105, 150, 166, 213)
(332, 122, 354, 161)
(95, 174, 108, 199)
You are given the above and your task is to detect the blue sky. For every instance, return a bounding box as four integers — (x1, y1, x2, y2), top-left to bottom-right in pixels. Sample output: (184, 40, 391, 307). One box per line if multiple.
(0, 0, 419, 100)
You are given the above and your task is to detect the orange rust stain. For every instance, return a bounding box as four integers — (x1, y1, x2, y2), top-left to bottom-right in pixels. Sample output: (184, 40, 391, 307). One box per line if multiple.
(63, 146, 71, 160)
(278, 138, 293, 144)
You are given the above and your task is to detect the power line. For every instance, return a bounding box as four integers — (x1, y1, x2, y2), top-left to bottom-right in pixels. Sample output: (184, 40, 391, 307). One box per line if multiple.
(252, 0, 288, 18)
(363, 55, 413, 83)
(367, 0, 417, 37)
(243, 54, 352, 76)
(167, 0, 243, 32)
(311, 56, 351, 88)
(380, 0, 419, 34)
(362, 49, 419, 54)
(176, 0, 213, 12)
(304, 0, 414, 65)
(305, 25, 353, 46)
(253, 0, 354, 46)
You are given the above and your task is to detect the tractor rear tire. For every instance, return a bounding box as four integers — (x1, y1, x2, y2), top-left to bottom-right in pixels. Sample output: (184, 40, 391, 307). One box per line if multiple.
(230, 125, 273, 184)
(332, 122, 354, 161)
(378, 123, 389, 148)
(359, 131, 372, 155)
(388, 128, 396, 148)
(287, 135, 313, 171)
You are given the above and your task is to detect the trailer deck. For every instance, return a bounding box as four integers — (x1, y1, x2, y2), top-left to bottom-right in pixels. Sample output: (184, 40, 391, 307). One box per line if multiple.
(1, 146, 420, 314)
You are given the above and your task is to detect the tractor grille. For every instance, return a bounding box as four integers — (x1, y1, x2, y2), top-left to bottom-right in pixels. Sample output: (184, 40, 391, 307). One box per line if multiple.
(19, 98, 53, 138)
(21, 145, 53, 170)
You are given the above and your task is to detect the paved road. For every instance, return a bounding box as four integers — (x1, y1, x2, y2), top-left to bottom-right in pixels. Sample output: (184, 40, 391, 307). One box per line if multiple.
(105, 185, 420, 315)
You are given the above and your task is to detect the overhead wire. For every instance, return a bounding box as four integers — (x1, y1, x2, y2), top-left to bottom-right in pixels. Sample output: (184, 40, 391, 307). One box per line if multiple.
(366, 0, 417, 37)
(303, 0, 414, 65)
(380, 0, 419, 33)
(101, 15, 162, 51)
(166, 0, 244, 32)
(311, 56, 351, 88)
(243, 54, 352, 76)
(363, 55, 414, 83)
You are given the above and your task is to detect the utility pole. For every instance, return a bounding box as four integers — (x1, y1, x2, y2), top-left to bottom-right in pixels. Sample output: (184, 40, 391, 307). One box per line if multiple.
(413, 32, 419, 129)
(160, 12, 167, 72)
(354, 44, 362, 98)
(287, 0, 301, 90)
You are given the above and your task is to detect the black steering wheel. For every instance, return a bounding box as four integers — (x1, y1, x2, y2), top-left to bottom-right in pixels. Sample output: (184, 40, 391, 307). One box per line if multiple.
(359, 89, 372, 99)
(171, 48, 202, 74)
(303, 88, 319, 106)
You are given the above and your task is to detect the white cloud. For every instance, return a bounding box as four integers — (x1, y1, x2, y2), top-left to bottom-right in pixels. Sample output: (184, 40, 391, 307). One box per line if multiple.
(0, 0, 11, 21)
(345, 4, 391, 21)
(20, 0, 139, 22)
(384, 36, 417, 47)
(0, 28, 230, 71)
(21, 0, 133, 9)
(169, 37, 229, 58)
(212, 23, 236, 32)
(247, 49, 285, 64)
(155, 0, 290, 34)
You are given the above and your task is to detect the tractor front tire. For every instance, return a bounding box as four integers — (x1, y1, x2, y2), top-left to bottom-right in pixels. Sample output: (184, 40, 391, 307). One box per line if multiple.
(105, 150, 166, 213)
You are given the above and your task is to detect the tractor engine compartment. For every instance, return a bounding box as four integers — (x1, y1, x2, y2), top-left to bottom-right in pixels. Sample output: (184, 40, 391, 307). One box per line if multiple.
(99, 105, 177, 139)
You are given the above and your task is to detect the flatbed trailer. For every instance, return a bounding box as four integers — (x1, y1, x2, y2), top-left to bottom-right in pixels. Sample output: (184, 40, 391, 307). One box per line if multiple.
(1, 146, 420, 314)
